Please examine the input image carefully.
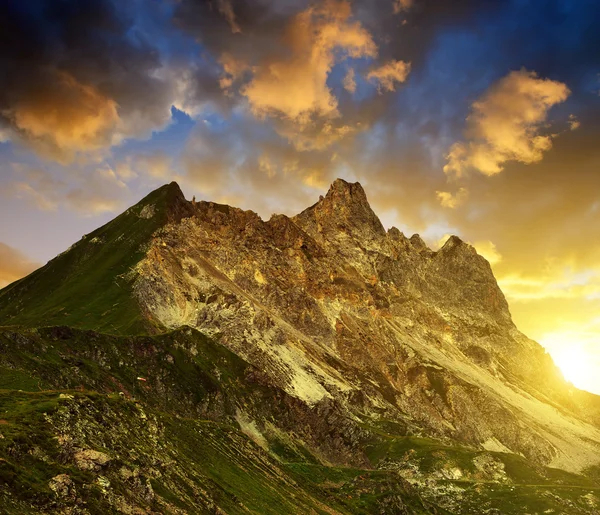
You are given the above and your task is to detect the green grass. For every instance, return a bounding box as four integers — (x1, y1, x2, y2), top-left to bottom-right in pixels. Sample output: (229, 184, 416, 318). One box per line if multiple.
(0, 183, 186, 334)
(0, 367, 46, 392)
(0, 326, 254, 420)
(0, 323, 599, 513)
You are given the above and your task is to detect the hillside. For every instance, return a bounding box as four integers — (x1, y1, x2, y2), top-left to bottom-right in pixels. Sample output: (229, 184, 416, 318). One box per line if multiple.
(1, 179, 600, 514)
(0, 182, 191, 334)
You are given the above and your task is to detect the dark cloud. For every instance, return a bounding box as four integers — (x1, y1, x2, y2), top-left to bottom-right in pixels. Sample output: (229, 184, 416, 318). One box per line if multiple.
(0, 0, 225, 162)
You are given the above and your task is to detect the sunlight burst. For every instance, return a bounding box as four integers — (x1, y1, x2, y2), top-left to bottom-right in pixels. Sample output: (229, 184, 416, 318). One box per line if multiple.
(542, 333, 600, 394)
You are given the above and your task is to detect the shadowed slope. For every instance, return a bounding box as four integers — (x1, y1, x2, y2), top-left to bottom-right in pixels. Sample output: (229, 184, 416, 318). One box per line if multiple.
(0, 182, 192, 334)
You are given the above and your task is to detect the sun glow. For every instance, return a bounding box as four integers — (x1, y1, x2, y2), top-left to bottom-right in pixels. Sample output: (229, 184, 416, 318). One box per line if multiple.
(541, 332, 600, 394)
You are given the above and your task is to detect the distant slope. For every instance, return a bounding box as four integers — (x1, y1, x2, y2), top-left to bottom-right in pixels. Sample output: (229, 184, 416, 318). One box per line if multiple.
(0, 182, 192, 334)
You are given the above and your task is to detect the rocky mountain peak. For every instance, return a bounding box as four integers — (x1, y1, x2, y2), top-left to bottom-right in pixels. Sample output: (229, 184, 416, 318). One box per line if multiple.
(140, 180, 194, 223)
(409, 233, 429, 251)
(438, 234, 472, 254)
(3, 178, 600, 514)
(327, 177, 369, 202)
(293, 178, 386, 244)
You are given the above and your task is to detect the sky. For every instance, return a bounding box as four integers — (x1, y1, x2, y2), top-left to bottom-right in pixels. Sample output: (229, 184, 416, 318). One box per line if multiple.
(1, 0, 600, 392)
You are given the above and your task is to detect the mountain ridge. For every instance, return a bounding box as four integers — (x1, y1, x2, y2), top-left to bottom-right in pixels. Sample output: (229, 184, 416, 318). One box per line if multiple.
(1, 179, 600, 513)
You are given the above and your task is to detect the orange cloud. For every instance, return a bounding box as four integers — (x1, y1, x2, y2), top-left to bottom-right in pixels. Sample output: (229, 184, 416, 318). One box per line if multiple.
(219, 53, 250, 94)
(367, 60, 411, 92)
(242, 0, 377, 146)
(6, 72, 119, 163)
(443, 69, 570, 178)
(436, 187, 468, 208)
(343, 68, 357, 93)
(0, 243, 40, 288)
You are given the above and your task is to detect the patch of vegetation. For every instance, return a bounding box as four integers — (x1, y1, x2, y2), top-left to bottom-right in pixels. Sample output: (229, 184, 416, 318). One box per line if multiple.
(0, 324, 599, 514)
(0, 183, 186, 334)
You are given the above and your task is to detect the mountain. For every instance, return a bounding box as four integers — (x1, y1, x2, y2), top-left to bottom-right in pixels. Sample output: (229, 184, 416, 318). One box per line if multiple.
(1, 179, 600, 514)
(0, 182, 192, 334)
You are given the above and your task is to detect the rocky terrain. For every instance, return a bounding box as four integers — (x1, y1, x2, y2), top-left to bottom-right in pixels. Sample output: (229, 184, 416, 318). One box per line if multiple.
(1, 179, 600, 514)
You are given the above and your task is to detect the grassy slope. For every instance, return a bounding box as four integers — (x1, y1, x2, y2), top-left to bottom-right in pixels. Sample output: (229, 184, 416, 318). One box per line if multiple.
(0, 183, 598, 512)
(0, 327, 437, 514)
(0, 182, 186, 335)
(0, 326, 598, 514)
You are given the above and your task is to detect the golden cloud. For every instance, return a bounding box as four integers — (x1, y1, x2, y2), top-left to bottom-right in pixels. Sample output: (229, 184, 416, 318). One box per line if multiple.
(343, 68, 357, 93)
(443, 69, 570, 178)
(498, 269, 600, 301)
(366, 59, 411, 92)
(242, 0, 377, 125)
(6, 72, 119, 163)
(0, 243, 40, 288)
(472, 240, 502, 265)
(436, 187, 468, 208)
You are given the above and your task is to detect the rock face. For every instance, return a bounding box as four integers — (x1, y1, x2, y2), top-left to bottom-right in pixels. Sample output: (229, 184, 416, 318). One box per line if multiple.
(2, 178, 600, 513)
(124, 179, 600, 472)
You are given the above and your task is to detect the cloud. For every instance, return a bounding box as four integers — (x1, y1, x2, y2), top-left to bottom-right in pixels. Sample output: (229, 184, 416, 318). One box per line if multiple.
(241, 0, 377, 148)
(0, 243, 40, 288)
(472, 240, 502, 265)
(0, 0, 220, 162)
(568, 114, 580, 131)
(218, 53, 251, 95)
(366, 60, 411, 92)
(443, 69, 570, 178)
(436, 187, 468, 208)
(8, 164, 128, 216)
(498, 269, 600, 302)
(343, 68, 357, 94)
(126, 153, 174, 180)
(222, 0, 390, 152)
(65, 168, 128, 215)
(5, 72, 119, 163)
(393, 0, 413, 14)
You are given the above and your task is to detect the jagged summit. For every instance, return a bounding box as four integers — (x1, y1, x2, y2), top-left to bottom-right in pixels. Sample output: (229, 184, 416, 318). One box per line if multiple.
(409, 233, 429, 251)
(141, 180, 194, 222)
(293, 178, 386, 244)
(2, 178, 600, 488)
(439, 234, 471, 252)
(326, 178, 370, 205)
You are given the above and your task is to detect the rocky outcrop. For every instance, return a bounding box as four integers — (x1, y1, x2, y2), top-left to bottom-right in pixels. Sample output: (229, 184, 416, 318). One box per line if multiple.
(3, 179, 600, 514)
(127, 179, 600, 473)
(73, 449, 111, 471)
(293, 178, 386, 247)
